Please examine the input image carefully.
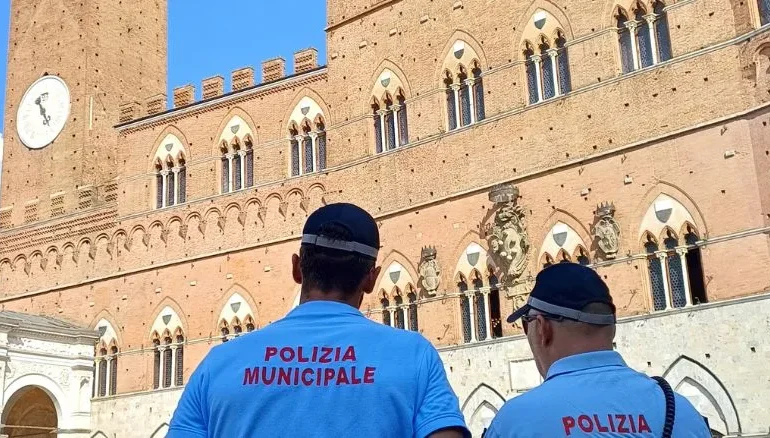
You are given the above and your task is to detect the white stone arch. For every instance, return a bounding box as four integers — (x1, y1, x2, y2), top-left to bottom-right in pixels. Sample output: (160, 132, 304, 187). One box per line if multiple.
(442, 40, 483, 79)
(150, 306, 184, 340)
(638, 194, 697, 243)
(153, 133, 187, 169)
(371, 69, 407, 104)
(662, 356, 741, 435)
(218, 115, 255, 150)
(461, 383, 506, 437)
(150, 423, 169, 438)
(538, 221, 589, 264)
(288, 97, 326, 129)
(218, 291, 256, 328)
(454, 242, 495, 283)
(377, 261, 417, 299)
(95, 318, 118, 350)
(3, 373, 66, 425)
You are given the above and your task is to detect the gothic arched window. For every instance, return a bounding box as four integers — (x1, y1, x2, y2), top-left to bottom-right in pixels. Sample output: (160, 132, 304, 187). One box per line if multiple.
(446, 64, 485, 131)
(152, 338, 161, 390)
(175, 334, 185, 387)
(407, 291, 419, 332)
(97, 348, 108, 397)
(761, 0, 770, 25)
(394, 295, 405, 329)
(109, 346, 118, 396)
(617, 2, 673, 74)
(525, 33, 572, 104)
(458, 276, 472, 343)
(162, 336, 173, 388)
(288, 98, 327, 176)
(381, 297, 391, 326)
(153, 135, 187, 209)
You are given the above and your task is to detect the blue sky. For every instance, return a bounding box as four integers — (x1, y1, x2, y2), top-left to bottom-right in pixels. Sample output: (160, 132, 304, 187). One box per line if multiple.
(0, 0, 328, 131)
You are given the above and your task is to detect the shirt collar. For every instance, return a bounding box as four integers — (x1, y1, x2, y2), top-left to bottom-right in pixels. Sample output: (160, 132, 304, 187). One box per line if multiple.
(286, 300, 365, 318)
(545, 350, 627, 381)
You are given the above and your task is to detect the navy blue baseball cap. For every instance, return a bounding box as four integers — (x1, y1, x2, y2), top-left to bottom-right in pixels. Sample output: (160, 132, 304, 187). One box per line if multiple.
(301, 203, 380, 260)
(507, 263, 616, 325)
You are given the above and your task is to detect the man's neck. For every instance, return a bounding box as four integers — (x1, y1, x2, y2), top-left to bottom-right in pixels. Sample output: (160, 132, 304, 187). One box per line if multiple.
(300, 289, 362, 308)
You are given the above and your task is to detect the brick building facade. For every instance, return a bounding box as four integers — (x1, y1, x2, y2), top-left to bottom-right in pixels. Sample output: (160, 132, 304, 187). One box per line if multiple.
(1, 0, 770, 436)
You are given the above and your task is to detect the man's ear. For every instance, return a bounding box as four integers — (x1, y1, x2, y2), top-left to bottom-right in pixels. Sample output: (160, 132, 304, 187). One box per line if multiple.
(292, 253, 302, 285)
(538, 316, 554, 348)
(361, 265, 382, 294)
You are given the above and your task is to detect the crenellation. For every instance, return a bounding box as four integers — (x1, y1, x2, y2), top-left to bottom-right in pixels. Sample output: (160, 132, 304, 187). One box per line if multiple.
(262, 57, 286, 83)
(146, 93, 167, 116)
(119, 101, 142, 124)
(202, 75, 225, 99)
(294, 48, 319, 74)
(173, 84, 195, 108)
(232, 67, 255, 91)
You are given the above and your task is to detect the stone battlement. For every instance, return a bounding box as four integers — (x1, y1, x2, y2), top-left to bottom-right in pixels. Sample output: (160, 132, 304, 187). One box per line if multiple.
(119, 48, 321, 123)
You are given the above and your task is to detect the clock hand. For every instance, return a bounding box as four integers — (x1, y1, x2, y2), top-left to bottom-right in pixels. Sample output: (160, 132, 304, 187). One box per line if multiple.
(34, 95, 51, 126)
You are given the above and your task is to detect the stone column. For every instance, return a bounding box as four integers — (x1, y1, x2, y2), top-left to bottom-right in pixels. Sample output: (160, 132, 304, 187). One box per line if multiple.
(400, 305, 409, 330)
(104, 356, 112, 396)
(309, 132, 319, 172)
(532, 55, 544, 102)
(464, 79, 476, 124)
(376, 109, 388, 149)
(677, 247, 693, 306)
(171, 167, 181, 205)
(547, 49, 560, 96)
(465, 291, 477, 342)
(159, 170, 170, 208)
(644, 14, 659, 64)
(93, 358, 102, 396)
(392, 104, 402, 147)
(482, 288, 492, 339)
(656, 252, 671, 310)
(170, 345, 178, 387)
(450, 84, 462, 128)
(294, 135, 305, 175)
(626, 21, 640, 70)
(237, 150, 248, 188)
(387, 307, 397, 328)
(158, 346, 167, 388)
(225, 153, 235, 192)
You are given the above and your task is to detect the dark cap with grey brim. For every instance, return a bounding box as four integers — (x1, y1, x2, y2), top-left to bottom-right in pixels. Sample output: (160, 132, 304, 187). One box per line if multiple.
(301, 203, 380, 260)
(507, 263, 616, 325)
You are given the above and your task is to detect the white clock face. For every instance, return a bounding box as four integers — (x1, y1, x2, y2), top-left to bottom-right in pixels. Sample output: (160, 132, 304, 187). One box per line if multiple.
(16, 76, 71, 150)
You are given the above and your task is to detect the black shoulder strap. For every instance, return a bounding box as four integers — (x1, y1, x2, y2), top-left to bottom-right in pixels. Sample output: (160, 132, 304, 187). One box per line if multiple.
(652, 376, 676, 438)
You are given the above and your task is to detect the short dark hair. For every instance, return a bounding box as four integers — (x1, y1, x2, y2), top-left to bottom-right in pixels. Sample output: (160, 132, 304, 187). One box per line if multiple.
(299, 222, 376, 297)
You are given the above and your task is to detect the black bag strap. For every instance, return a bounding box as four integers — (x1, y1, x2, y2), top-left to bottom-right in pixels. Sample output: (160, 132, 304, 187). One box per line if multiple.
(652, 376, 676, 438)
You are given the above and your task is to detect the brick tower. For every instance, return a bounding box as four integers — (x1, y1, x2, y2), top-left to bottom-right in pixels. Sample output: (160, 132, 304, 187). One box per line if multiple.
(0, 0, 167, 225)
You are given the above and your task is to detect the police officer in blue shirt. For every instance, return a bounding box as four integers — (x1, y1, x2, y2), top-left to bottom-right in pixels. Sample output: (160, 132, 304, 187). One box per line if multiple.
(169, 203, 470, 438)
(485, 263, 710, 437)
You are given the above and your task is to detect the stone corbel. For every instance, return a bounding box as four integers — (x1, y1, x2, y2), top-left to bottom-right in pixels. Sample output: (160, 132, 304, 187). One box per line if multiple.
(89, 245, 97, 260)
(142, 233, 151, 247)
(72, 248, 80, 264)
(257, 206, 268, 223)
(124, 237, 133, 252)
(300, 197, 310, 213)
(238, 211, 247, 227)
(217, 216, 226, 232)
(160, 228, 170, 244)
(198, 220, 207, 236)
(40, 257, 48, 271)
(56, 253, 64, 267)
(179, 224, 189, 240)
(279, 201, 289, 218)
(23, 260, 31, 275)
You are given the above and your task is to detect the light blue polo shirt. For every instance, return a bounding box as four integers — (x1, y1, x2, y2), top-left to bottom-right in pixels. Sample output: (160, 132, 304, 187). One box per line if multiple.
(168, 300, 469, 438)
(485, 351, 710, 437)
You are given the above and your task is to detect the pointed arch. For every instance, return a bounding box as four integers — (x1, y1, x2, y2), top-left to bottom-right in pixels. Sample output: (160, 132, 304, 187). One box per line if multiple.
(514, 1, 575, 54)
(368, 59, 413, 108)
(212, 107, 258, 155)
(90, 313, 122, 348)
(213, 284, 258, 331)
(436, 30, 488, 84)
(634, 183, 708, 241)
(375, 258, 419, 300)
(283, 88, 332, 131)
(637, 192, 703, 243)
(148, 298, 187, 340)
(662, 356, 741, 435)
(147, 126, 191, 172)
(461, 383, 507, 436)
